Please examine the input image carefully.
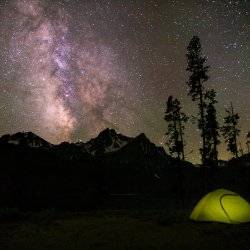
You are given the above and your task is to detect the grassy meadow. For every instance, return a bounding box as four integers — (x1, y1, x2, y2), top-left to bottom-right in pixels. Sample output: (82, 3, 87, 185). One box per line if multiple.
(0, 208, 249, 250)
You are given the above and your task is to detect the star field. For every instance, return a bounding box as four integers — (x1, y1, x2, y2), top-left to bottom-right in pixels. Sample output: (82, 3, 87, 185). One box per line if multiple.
(0, 0, 249, 163)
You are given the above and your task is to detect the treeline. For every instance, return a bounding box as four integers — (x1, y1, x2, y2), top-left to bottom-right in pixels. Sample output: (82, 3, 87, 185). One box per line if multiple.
(164, 36, 249, 166)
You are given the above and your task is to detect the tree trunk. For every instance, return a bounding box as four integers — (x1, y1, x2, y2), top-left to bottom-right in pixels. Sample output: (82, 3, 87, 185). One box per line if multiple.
(199, 85, 206, 165)
(234, 132, 238, 158)
(178, 118, 185, 161)
(231, 103, 238, 158)
(173, 118, 180, 160)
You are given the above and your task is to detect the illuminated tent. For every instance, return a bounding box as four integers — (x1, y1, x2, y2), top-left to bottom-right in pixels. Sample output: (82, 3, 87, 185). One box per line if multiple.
(190, 189, 250, 224)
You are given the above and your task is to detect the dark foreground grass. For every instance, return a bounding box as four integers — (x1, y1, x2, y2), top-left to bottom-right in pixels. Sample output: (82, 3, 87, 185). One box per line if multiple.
(0, 209, 249, 250)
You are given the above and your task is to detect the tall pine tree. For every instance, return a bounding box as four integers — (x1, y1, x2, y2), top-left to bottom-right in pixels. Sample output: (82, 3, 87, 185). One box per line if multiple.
(204, 89, 220, 166)
(221, 103, 240, 158)
(165, 96, 188, 160)
(186, 36, 209, 165)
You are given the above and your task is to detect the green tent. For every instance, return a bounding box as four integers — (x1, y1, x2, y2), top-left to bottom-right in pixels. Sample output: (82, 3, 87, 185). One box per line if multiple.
(190, 189, 250, 224)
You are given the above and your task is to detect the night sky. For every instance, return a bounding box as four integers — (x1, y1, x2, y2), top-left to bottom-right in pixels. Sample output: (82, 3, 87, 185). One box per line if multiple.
(0, 0, 249, 163)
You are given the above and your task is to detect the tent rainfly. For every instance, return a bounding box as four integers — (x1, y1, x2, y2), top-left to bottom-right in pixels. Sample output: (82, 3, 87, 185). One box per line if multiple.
(190, 189, 250, 224)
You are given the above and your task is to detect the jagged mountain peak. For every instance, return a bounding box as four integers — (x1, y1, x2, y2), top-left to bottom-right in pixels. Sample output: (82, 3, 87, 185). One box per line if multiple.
(134, 133, 150, 142)
(120, 132, 168, 158)
(0, 131, 52, 148)
(83, 128, 132, 155)
(98, 128, 117, 137)
(76, 128, 168, 159)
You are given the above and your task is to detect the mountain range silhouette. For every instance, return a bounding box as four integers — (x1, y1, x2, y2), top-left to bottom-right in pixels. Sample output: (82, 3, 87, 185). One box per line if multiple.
(0, 129, 249, 210)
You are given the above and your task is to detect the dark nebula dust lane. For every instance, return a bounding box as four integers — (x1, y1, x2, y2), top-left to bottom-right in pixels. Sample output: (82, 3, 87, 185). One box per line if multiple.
(0, 0, 134, 143)
(0, 0, 249, 163)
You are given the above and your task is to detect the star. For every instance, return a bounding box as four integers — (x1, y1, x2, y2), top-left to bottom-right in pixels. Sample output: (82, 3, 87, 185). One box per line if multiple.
(0, 0, 249, 163)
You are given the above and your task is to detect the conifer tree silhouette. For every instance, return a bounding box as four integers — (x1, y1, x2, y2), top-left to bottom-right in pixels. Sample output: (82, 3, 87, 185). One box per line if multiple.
(204, 89, 220, 166)
(165, 96, 188, 160)
(221, 103, 240, 158)
(186, 36, 209, 165)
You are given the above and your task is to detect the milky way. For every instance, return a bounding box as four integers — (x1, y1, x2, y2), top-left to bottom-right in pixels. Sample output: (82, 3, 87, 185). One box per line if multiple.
(0, 0, 249, 162)
(0, 0, 134, 143)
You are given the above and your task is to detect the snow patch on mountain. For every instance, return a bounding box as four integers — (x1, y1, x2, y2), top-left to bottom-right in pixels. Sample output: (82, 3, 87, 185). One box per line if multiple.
(81, 128, 133, 155)
(0, 132, 52, 148)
